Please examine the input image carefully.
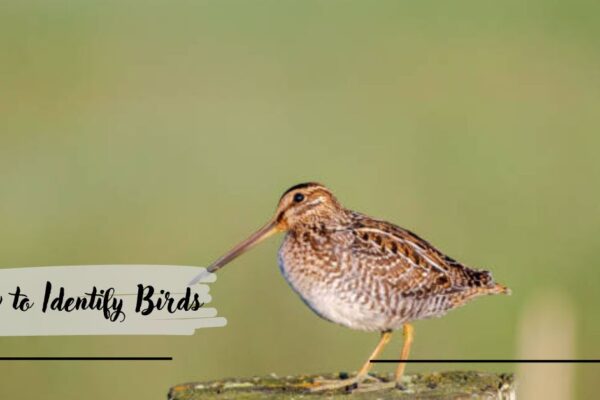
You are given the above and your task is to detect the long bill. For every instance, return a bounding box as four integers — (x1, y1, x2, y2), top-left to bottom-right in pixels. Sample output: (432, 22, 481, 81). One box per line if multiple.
(188, 218, 281, 285)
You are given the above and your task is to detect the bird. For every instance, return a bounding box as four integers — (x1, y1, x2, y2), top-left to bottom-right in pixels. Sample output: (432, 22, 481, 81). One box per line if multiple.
(189, 182, 510, 392)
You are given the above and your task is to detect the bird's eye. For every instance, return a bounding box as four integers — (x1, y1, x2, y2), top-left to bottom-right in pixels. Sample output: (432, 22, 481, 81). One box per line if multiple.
(293, 193, 305, 202)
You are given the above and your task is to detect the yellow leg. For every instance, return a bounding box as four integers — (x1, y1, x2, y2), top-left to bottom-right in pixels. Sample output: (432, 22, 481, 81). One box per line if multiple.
(310, 331, 392, 392)
(358, 330, 392, 377)
(354, 324, 416, 393)
(394, 323, 414, 382)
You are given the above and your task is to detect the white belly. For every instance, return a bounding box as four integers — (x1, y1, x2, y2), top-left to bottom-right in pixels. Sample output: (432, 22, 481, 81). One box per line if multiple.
(277, 252, 408, 332)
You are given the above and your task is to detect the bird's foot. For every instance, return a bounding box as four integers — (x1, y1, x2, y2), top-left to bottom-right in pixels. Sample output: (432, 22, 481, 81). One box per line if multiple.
(309, 373, 382, 392)
(353, 380, 406, 393)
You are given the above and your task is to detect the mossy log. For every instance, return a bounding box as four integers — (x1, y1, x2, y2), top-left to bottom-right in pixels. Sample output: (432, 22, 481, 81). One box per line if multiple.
(169, 371, 515, 400)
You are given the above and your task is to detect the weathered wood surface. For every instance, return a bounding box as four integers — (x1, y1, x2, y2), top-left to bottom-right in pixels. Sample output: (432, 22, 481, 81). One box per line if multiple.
(169, 371, 515, 399)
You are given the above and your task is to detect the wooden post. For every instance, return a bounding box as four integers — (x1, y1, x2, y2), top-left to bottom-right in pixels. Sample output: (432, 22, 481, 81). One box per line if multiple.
(169, 371, 515, 399)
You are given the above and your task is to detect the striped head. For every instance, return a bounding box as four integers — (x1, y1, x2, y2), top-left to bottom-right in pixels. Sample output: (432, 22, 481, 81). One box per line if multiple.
(274, 182, 344, 229)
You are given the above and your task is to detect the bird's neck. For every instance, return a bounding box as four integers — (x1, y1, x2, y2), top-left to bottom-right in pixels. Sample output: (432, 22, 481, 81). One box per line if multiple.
(291, 209, 353, 232)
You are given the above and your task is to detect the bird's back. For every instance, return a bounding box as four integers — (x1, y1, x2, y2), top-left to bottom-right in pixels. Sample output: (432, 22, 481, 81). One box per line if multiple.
(345, 211, 509, 306)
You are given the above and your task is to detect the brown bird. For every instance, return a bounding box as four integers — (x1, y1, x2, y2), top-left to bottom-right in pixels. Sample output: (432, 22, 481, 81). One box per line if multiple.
(189, 182, 510, 392)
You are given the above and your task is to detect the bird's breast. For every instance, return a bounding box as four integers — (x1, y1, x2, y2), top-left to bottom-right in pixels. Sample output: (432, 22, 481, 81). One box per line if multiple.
(277, 231, 403, 331)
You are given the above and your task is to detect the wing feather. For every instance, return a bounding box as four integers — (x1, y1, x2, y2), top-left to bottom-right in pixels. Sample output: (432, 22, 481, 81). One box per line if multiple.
(340, 212, 497, 298)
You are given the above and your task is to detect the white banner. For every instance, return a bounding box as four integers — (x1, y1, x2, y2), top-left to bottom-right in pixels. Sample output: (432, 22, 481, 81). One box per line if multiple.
(0, 265, 226, 336)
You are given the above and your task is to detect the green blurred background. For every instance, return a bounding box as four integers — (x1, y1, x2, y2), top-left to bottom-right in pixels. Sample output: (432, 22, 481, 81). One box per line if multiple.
(1, 1, 599, 399)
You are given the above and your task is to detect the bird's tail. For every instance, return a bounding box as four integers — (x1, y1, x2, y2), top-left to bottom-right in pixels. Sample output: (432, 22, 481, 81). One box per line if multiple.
(490, 283, 511, 295)
(463, 267, 511, 295)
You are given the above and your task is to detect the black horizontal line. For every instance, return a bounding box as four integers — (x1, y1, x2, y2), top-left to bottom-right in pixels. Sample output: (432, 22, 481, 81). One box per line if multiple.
(0, 357, 172, 361)
(371, 359, 600, 363)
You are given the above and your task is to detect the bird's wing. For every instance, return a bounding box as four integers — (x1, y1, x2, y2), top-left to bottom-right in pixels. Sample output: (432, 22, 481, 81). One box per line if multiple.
(341, 213, 496, 297)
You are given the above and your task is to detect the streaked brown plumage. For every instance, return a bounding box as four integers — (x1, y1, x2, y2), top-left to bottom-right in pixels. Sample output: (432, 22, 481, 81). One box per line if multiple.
(190, 182, 510, 392)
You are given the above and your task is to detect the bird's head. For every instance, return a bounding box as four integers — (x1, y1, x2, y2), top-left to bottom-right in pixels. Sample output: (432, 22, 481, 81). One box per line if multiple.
(274, 182, 343, 229)
(189, 182, 343, 282)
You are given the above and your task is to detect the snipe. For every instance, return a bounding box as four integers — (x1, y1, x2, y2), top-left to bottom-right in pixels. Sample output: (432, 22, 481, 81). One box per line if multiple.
(189, 182, 510, 392)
